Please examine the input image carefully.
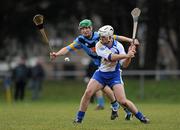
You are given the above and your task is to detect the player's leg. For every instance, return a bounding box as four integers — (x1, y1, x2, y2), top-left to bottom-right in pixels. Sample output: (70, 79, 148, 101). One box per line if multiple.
(103, 86, 115, 102)
(74, 79, 103, 123)
(95, 90, 105, 110)
(124, 107, 132, 120)
(113, 84, 150, 123)
(103, 86, 132, 120)
(84, 78, 104, 108)
(102, 86, 119, 120)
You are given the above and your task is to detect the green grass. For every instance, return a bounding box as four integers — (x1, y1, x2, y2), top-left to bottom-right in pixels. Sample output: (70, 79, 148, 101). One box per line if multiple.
(1, 79, 180, 102)
(0, 79, 180, 130)
(0, 102, 180, 130)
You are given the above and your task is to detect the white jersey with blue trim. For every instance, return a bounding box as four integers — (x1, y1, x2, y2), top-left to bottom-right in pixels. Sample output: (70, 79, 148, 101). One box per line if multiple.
(95, 40, 126, 72)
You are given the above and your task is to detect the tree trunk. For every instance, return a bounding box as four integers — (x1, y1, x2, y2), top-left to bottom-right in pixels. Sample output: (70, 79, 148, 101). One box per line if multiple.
(174, 0, 180, 69)
(144, 0, 161, 69)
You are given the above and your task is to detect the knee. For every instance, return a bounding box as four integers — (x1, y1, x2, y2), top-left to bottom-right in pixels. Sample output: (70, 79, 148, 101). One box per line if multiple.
(119, 99, 128, 106)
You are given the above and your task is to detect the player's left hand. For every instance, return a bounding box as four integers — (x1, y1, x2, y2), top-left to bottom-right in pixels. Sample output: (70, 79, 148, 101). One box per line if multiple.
(128, 44, 136, 54)
(50, 52, 57, 60)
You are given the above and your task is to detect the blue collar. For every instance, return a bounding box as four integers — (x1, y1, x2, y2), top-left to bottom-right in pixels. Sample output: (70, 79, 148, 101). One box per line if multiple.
(84, 32, 94, 40)
(105, 40, 116, 49)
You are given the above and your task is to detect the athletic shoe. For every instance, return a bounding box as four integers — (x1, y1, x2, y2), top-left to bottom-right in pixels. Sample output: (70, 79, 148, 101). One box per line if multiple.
(95, 105, 104, 110)
(111, 110, 118, 120)
(140, 116, 150, 124)
(73, 119, 82, 124)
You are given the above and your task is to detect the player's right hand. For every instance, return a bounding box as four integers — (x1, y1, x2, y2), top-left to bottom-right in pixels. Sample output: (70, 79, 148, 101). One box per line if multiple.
(50, 52, 57, 60)
(128, 44, 136, 54)
(127, 50, 135, 58)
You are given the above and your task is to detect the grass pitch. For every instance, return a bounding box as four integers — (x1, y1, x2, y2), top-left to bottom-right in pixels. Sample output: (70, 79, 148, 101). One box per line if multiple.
(0, 102, 180, 130)
(0, 79, 180, 130)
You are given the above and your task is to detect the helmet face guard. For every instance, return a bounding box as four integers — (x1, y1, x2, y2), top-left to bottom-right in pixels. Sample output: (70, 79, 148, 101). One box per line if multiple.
(98, 25, 114, 37)
(79, 19, 92, 29)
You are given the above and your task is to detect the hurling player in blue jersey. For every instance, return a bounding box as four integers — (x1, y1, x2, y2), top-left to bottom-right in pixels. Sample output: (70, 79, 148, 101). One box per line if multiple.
(88, 25, 149, 124)
(50, 19, 138, 121)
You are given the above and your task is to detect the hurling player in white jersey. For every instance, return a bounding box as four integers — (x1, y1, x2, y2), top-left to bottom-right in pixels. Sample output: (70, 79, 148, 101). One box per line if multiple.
(73, 25, 149, 124)
(94, 25, 150, 124)
(51, 19, 140, 121)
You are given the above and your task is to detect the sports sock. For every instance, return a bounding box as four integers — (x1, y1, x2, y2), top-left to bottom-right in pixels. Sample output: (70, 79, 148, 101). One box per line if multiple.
(124, 108, 131, 115)
(135, 111, 144, 120)
(111, 100, 120, 111)
(97, 96, 104, 107)
(76, 111, 85, 121)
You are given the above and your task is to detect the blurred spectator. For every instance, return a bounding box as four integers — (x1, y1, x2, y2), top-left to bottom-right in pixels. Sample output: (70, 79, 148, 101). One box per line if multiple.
(29, 58, 45, 100)
(12, 56, 29, 101)
(3, 73, 12, 103)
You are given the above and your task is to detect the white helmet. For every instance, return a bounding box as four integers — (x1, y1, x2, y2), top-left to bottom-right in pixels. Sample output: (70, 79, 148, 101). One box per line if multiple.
(98, 25, 114, 37)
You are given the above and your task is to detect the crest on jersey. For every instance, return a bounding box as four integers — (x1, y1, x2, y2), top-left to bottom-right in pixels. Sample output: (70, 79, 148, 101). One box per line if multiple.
(111, 48, 119, 54)
(100, 47, 105, 51)
(85, 43, 89, 46)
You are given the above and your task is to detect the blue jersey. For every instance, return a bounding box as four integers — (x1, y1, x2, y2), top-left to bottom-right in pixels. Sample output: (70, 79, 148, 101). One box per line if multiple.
(66, 32, 119, 66)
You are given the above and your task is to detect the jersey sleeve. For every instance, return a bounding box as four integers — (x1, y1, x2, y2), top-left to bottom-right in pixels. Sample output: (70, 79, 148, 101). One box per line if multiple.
(66, 37, 82, 51)
(113, 35, 118, 40)
(95, 42, 112, 60)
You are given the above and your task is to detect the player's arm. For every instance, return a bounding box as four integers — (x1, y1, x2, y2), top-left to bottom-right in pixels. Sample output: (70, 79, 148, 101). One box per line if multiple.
(50, 45, 70, 60)
(110, 53, 133, 61)
(52, 46, 69, 56)
(121, 45, 136, 68)
(95, 42, 134, 62)
(50, 41, 81, 60)
(105, 42, 135, 62)
(114, 35, 139, 46)
(121, 57, 132, 68)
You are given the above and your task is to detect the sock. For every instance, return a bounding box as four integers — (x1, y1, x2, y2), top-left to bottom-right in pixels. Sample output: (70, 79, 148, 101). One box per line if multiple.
(76, 111, 85, 121)
(135, 111, 144, 121)
(124, 108, 131, 115)
(111, 100, 120, 111)
(97, 97, 104, 107)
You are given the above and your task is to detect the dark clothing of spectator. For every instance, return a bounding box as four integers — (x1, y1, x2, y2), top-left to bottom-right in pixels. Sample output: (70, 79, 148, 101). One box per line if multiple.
(30, 64, 45, 100)
(12, 64, 29, 101)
